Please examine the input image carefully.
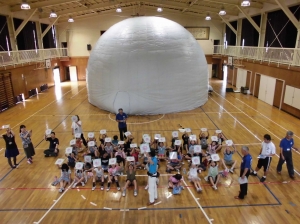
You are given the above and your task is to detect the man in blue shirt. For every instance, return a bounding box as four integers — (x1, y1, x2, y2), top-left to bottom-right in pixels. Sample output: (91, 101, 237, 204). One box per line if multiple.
(115, 108, 128, 141)
(147, 150, 158, 205)
(235, 146, 252, 200)
(276, 131, 299, 179)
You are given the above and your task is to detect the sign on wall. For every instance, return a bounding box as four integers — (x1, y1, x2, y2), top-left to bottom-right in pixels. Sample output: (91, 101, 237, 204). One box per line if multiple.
(185, 27, 210, 40)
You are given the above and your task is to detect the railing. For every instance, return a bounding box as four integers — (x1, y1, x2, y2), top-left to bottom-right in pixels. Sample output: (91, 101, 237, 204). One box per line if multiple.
(0, 48, 68, 67)
(213, 45, 300, 67)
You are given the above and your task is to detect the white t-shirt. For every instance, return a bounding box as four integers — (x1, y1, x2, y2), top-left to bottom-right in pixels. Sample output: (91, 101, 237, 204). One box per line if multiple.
(261, 141, 276, 156)
(71, 121, 82, 134)
(189, 167, 198, 178)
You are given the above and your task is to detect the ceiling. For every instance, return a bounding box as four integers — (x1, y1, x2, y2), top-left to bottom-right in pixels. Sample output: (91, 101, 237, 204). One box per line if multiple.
(0, 0, 281, 23)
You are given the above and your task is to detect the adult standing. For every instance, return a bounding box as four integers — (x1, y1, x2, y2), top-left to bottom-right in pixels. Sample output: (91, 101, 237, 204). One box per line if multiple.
(276, 131, 299, 179)
(0, 127, 19, 168)
(235, 146, 252, 200)
(147, 150, 158, 205)
(116, 108, 128, 141)
(19, 125, 35, 164)
(250, 134, 276, 182)
(44, 131, 59, 157)
(71, 115, 87, 147)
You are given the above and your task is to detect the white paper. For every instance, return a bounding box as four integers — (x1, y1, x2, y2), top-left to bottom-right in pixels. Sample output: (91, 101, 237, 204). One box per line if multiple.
(75, 133, 81, 138)
(179, 128, 185, 133)
(238, 177, 248, 184)
(75, 162, 84, 170)
(65, 147, 72, 154)
(174, 140, 181, 146)
(2, 124, 10, 129)
(71, 116, 78, 122)
(105, 137, 111, 143)
(88, 141, 95, 147)
(143, 136, 151, 143)
(109, 158, 116, 165)
(154, 134, 161, 139)
(130, 143, 137, 148)
(211, 136, 218, 142)
(169, 152, 178, 160)
(189, 135, 197, 141)
(140, 144, 150, 153)
(45, 129, 52, 135)
(172, 131, 179, 137)
(257, 154, 266, 159)
(88, 132, 94, 138)
(225, 140, 233, 146)
(185, 128, 192, 133)
(143, 134, 150, 138)
(201, 128, 207, 132)
(84, 155, 92, 163)
(211, 154, 220, 161)
(126, 156, 135, 161)
(118, 141, 125, 145)
(55, 158, 64, 165)
(192, 156, 200, 165)
(70, 139, 76, 145)
(124, 131, 131, 137)
(100, 129, 106, 134)
(158, 137, 166, 142)
(93, 159, 101, 167)
(193, 145, 202, 153)
(216, 130, 222, 134)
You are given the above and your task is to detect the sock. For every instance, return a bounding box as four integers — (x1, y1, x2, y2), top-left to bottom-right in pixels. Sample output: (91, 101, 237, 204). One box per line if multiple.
(93, 182, 96, 187)
(253, 171, 257, 174)
(116, 181, 120, 187)
(107, 182, 111, 188)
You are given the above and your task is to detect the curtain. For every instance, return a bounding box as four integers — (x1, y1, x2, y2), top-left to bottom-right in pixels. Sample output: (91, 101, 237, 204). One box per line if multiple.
(226, 21, 237, 45)
(241, 15, 261, 46)
(0, 15, 12, 52)
(13, 18, 38, 50)
(41, 23, 56, 49)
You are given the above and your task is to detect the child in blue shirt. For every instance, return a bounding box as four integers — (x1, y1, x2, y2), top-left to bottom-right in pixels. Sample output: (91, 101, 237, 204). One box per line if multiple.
(221, 144, 237, 173)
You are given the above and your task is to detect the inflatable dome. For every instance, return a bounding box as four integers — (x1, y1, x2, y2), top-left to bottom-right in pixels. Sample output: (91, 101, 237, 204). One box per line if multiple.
(87, 16, 208, 115)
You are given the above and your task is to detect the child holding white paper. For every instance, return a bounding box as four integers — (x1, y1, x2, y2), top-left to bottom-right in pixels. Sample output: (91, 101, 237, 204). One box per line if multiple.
(67, 152, 77, 168)
(199, 131, 209, 150)
(72, 169, 85, 188)
(122, 162, 138, 197)
(92, 166, 105, 191)
(182, 133, 190, 152)
(205, 160, 221, 190)
(207, 141, 219, 155)
(221, 144, 237, 173)
(216, 132, 225, 152)
(112, 135, 119, 146)
(157, 142, 167, 160)
(115, 147, 126, 166)
(107, 164, 121, 191)
(104, 142, 114, 158)
(58, 163, 71, 193)
(99, 133, 107, 145)
(83, 162, 93, 183)
(166, 150, 182, 173)
(188, 163, 202, 192)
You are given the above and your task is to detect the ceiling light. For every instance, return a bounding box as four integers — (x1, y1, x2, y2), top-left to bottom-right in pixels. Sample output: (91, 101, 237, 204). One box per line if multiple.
(116, 7, 122, 13)
(21, 1, 30, 10)
(50, 10, 57, 18)
(157, 7, 163, 12)
(241, 0, 250, 7)
(68, 17, 74, 22)
(219, 7, 226, 16)
(205, 13, 211, 20)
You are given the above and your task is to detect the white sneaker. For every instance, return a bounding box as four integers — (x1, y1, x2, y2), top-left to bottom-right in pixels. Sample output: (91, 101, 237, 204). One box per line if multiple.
(182, 162, 185, 165)
(212, 185, 217, 190)
(144, 185, 149, 190)
(72, 183, 77, 188)
(59, 188, 64, 193)
(106, 187, 110, 191)
(104, 175, 108, 179)
(134, 190, 137, 196)
(100, 186, 104, 190)
(81, 182, 85, 186)
(204, 176, 208, 182)
(117, 187, 120, 191)
(181, 186, 185, 190)
(92, 186, 96, 191)
(122, 190, 126, 197)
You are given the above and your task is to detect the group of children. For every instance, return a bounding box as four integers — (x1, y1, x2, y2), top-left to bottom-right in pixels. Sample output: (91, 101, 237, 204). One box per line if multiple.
(54, 129, 238, 195)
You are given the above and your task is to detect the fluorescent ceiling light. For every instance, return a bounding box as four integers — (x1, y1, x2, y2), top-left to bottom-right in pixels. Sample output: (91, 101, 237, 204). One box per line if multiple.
(50, 11, 57, 18)
(241, 1, 250, 7)
(21, 2, 30, 10)
(157, 7, 163, 12)
(205, 14, 211, 20)
(68, 17, 74, 22)
(116, 7, 122, 13)
(219, 7, 226, 16)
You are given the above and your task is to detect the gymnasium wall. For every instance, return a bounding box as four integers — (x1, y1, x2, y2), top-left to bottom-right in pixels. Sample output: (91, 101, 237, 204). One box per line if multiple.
(226, 58, 300, 118)
(56, 13, 223, 57)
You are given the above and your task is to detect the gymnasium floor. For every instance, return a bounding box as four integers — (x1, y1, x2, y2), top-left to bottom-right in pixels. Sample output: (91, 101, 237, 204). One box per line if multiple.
(0, 79, 300, 224)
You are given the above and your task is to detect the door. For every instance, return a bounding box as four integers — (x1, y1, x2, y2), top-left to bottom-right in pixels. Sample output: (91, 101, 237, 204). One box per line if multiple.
(69, 66, 78, 81)
(292, 88, 300, 109)
(246, 71, 251, 90)
(233, 68, 237, 86)
(53, 68, 61, 85)
(265, 77, 276, 105)
(258, 75, 268, 101)
(283, 85, 294, 106)
(254, 74, 261, 97)
(273, 80, 283, 108)
(236, 68, 247, 90)
(113, 91, 130, 114)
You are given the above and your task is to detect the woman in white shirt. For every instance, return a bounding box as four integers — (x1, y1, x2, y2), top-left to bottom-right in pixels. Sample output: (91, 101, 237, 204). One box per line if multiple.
(71, 115, 87, 147)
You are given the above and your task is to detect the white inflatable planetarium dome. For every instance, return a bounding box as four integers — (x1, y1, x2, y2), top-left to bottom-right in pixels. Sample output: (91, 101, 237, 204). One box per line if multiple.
(87, 16, 208, 115)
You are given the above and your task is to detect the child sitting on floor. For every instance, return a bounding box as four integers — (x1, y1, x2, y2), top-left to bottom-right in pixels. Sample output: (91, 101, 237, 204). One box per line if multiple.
(122, 162, 138, 197)
(107, 164, 121, 191)
(188, 163, 202, 192)
(221, 144, 237, 173)
(205, 160, 221, 190)
(168, 173, 184, 189)
(72, 169, 85, 188)
(58, 163, 71, 193)
(92, 166, 105, 191)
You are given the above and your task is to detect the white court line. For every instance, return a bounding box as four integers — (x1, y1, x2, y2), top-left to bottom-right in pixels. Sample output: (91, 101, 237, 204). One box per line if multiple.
(108, 113, 165, 125)
(0, 148, 4, 152)
(138, 207, 147, 210)
(70, 87, 87, 99)
(182, 179, 213, 224)
(154, 201, 162, 206)
(235, 97, 300, 140)
(209, 96, 300, 176)
(233, 143, 261, 145)
(33, 181, 74, 224)
(90, 202, 97, 206)
(104, 207, 112, 210)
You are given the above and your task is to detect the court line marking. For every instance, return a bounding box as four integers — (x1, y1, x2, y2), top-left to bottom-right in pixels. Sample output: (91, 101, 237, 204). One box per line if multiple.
(209, 96, 300, 177)
(234, 97, 300, 140)
(70, 87, 86, 99)
(108, 113, 165, 125)
(182, 179, 213, 224)
(200, 106, 281, 205)
(214, 92, 300, 156)
(33, 180, 75, 224)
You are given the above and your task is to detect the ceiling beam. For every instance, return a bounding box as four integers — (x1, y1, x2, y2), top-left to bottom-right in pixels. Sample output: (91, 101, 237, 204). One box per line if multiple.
(202, 0, 263, 9)
(182, 0, 198, 13)
(274, 0, 300, 29)
(15, 8, 38, 37)
(41, 16, 60, 38)
(237, 5, 260, 32)
(219, 15, 237, 34)
(11, 0, 81, 12)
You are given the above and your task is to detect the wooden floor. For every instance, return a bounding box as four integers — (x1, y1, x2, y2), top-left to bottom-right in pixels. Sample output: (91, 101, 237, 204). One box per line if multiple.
(0, 80, 300, 224)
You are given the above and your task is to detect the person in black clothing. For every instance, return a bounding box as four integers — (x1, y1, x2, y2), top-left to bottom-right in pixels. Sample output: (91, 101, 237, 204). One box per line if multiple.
(182, 133, 189, 152)
(101, 152, 110, 171)
(44, 132, 59, 157)
(1, 127, 19, 168)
